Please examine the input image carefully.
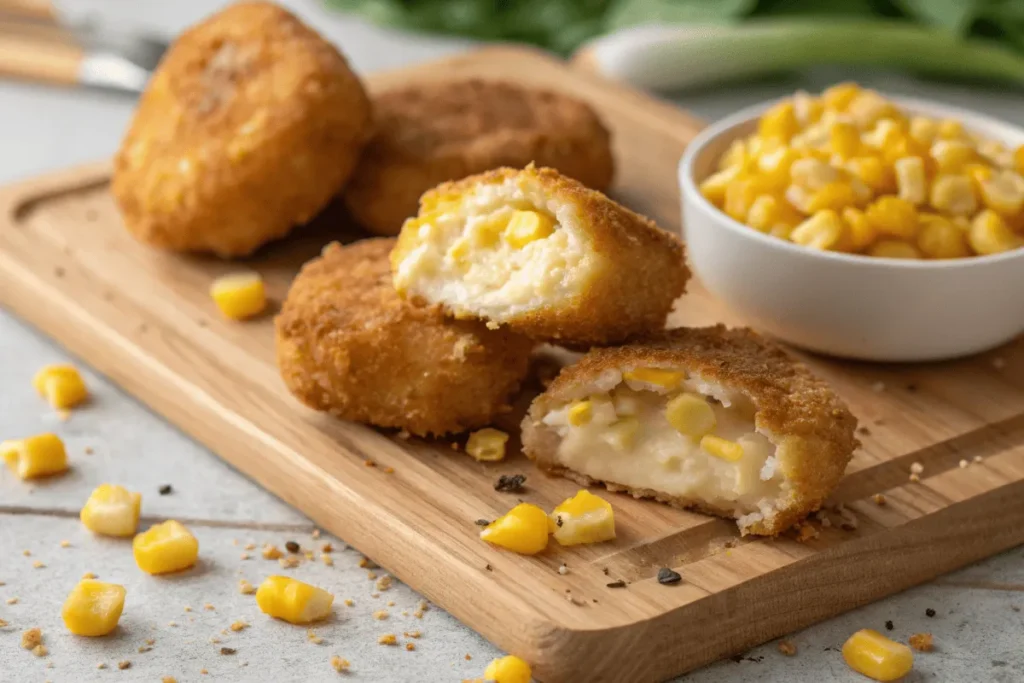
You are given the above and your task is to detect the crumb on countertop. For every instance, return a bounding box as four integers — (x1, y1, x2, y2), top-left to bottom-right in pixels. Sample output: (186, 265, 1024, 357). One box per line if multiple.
(330, 655, 350, 672)
(778, 640, 797, 656)
(909, 633, 934, 652)
(377, 634, 397, 646)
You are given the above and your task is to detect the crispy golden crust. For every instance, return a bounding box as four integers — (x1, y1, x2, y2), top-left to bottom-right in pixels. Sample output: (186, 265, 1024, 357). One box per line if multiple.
(343, 80, 614, 236)
(393, 165, 689, 346)
(276, 238, 534, 436)
(112, 2, 372, 257)
(521, 326, 858, 535)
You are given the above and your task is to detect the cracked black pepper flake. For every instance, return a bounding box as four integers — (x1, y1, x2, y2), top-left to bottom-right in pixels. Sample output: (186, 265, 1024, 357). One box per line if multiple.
(605, 580, 626, 589)
(285, 541, 300, 554)
(885, 620, 893, 631)
(219, 648, 236, 656)
(474, 519, 490, 527)
(158, 485, 172, 495)
(485, 564, 493, 571)
(926, 608, 936, 617)
(494, 474, 526, 493)
(555, 516, 563, 527)
(657, 567, 682, 585)
(906, 384, 918, 392)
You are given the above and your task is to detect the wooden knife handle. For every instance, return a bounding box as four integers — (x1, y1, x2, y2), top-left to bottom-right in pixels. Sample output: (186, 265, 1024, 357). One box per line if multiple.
(0, 0, 56, 21)
(0, 32, 81, 85)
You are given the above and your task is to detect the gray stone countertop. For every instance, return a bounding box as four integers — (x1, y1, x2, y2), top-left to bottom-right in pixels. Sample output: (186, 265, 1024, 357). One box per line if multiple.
(1, 2, 1022, 681)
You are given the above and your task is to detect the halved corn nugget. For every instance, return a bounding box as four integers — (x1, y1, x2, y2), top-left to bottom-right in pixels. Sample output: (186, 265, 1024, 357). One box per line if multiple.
(276, 238, 533, 436)
(521, 326, 857, 535)
(390, 166, 688, 345)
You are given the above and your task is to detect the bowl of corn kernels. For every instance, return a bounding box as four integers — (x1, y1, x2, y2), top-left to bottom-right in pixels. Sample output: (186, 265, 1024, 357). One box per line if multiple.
(679, 83, 1024, 362)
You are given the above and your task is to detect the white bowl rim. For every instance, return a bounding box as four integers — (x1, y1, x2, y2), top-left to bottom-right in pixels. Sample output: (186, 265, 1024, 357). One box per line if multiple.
(679, 94, 1024, 270)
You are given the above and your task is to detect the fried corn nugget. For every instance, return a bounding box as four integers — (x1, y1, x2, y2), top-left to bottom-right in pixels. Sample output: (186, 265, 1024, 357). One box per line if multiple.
(521, 326, 858, 535)
(391, 166, 688, 346)
(343, 79, 614, 236)
(276, 238, 533, 436)
(112, 1, 372, 257)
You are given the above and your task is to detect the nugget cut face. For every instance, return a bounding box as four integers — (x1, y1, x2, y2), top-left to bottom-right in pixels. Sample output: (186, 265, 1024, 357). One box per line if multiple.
(391, 166, 688, 345)
(343, 79, 615, 236)
(276, 239, 534, 437)
(112, 1, 372, 257)
(522, 327, 857, 535)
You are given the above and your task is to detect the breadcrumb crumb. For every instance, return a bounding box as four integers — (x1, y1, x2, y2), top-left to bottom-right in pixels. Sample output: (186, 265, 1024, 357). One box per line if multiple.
(373, 610, 389, 620)
(204, 603, 215, 611)
(778, 640, 797, 656)
(909, 633, 933, 652)
(377, 634, 397, 646)
(343, 599, 354, 607)
(230, 621, 248, 632)
(959, 459, 969, 469)
(82, 572, 96, 579)
(22, 550, 30, 557)
(992, 357, 1006, 370)
(974, 455, 984, 463)
(322, 555, 334, 566)
(366, 571, 377, 580)
(405, 643, 415, 651)
(244, 543, 256, 551)
(910, 462, 924, 475)
(872, 494, 886, 506)
(32, 644, 48, 657)
(358, 557, 377, 569)
(279, 556, 300, 569)
(330, 655, 350, 672)
(59, 540, 70, 548)
(404, 630, 421, 639)
(321, 543, 333, 553)
(871, 381, 886, 393)
(162, 677, 177, 683)
(909, 473, 921, 483)
(262, 545, 283, 560)
(118, 661, 131, 670)
(376, 576, 393, 591)
(21, 628, 42, 650)
(240, 553, 251, 560)
(96, 663, 106, 670)
(0, 619, 8, 628)
(6, 598, 19, 605)
(32, 561, 45, 569)
(239, 580, 256, 595)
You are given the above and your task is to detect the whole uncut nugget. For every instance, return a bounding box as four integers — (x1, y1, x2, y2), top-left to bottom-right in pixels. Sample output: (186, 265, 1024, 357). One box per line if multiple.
(391, 166, 688, 346)
(522, 326, 858, 535)
(344, 79, 614, 236)
(276, 238, 534, 436)
(112, 1, 372, 257)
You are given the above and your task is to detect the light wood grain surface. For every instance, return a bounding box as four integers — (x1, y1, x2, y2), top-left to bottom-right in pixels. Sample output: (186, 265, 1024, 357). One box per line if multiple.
(1, 47, 1022, 683)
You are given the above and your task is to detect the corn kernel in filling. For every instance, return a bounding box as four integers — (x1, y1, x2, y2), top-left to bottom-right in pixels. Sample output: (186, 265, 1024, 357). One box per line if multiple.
(549, 489, 616, 546)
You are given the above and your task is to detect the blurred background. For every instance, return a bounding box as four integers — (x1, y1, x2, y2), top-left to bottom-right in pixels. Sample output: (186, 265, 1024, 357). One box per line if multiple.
(2, 0, 1023, 183)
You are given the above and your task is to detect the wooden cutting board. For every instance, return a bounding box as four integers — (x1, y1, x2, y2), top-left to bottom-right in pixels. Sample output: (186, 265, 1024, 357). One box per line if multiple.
(2, 47, 1023, 683)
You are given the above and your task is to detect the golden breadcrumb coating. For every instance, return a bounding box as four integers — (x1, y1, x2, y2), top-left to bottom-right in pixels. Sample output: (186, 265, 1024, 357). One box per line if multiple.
(522, 326, 858, 535)
(343, 79, 615, 236)
(391, 166, 688, 346)
(112, 1, 372, 257)
(276, 238, 534, 436)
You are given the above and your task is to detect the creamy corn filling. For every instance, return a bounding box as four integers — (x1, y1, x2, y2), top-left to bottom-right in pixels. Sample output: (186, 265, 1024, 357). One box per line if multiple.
(541, 369, 787, 520)
(392, 177, 590, 319)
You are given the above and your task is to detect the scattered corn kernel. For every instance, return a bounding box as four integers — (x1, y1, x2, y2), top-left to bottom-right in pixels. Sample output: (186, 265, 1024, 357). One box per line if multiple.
(549, 490, 615, 546)
(969, 210, 1022, 255)
(465, 428, 509, 462)
(622, 367, 683, 390)
(842, 629, 913, 682)
(503, 210, 555, 248)
(480, 503, 549, 555)
(80, 484, 141, 537)
(700, 435, 744, 462)
(483, 655, 532, 683)
(600, 416, 640, 452)
(62, 580, 126, 636)
(33, 365, 88, 410)
(567, 400, 593, 427)
(665, 393, 716, 438)
(209, 272, 266, 320)
(256, 576, 334, 625)
(908, 632, 933, 652)
(2, 433, 68, 480)
(132, 520, 199, 575)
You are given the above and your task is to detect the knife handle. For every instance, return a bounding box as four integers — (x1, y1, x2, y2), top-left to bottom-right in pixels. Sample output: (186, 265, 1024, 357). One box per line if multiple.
(0, 0, 56, 21)
(0, 31, 81, 86)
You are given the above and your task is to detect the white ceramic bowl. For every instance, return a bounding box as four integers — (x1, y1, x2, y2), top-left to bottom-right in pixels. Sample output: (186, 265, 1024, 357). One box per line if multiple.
(679, 96, 1024, 362)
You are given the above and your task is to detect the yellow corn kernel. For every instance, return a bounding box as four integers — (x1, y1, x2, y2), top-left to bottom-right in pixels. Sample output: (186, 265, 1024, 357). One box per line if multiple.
(821, 82, 861, 112)
(470, 212, 509, 248)
(80, 484, 142, 537)
(132, 520, 199, 575)
(1015, 144, 1024, 175)
(746, 194, 780, 232)
(789, 158, 840, 190)
(718, 139, 749, 171)
(965, 162, 994, 189)
(792, 90, 824, 125)
(622, 367, 684, 390)
(446, 237, 471, 265)
(908, 116, 937, 145)
(480, 503, 549, 555)
(466, 428, 509, 462)
(62, 580, 126, 637)
(937, 119, 965, 140)
(894, 157, 927, 205)
(700, 435, 744, 462)
(758, 101, 799, 142)
(770, 223, 795, 240)
(665, 393, 716, 438)
(829, 121, 861, 159)
(869, 240, 921, 259)
(969, 210, 1023, 255)
(979, 139, 1013, 168)
(484, 655, 532, 683)
(2, 433, 68, 480)
(842, 208, 877, 251)
(806, 182, 859, 213)
(846, 155, 893, 194)
(210, 272, 266, 320)
(601, 417, 640, 452)
(256, 576, 334, 624)
(549, 490, 616, 546)
(504, 210, 555, 248)
(724, 177, 775, 222)
(865, 196, 918, 239)
(929, 175, 978, 216)
(978, 171, 1024, 215)
(567, 400, 592, 427)
(930, 140, 976, 173)
(756, 146, 801, 187)
(917, 215, 969, 259)
(33, 365, 88, 410)
(842, 629, 914, 682)
(791, 210, 847, 251)
(850, 92, 902, 130)
(699, 166, 742, 206)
